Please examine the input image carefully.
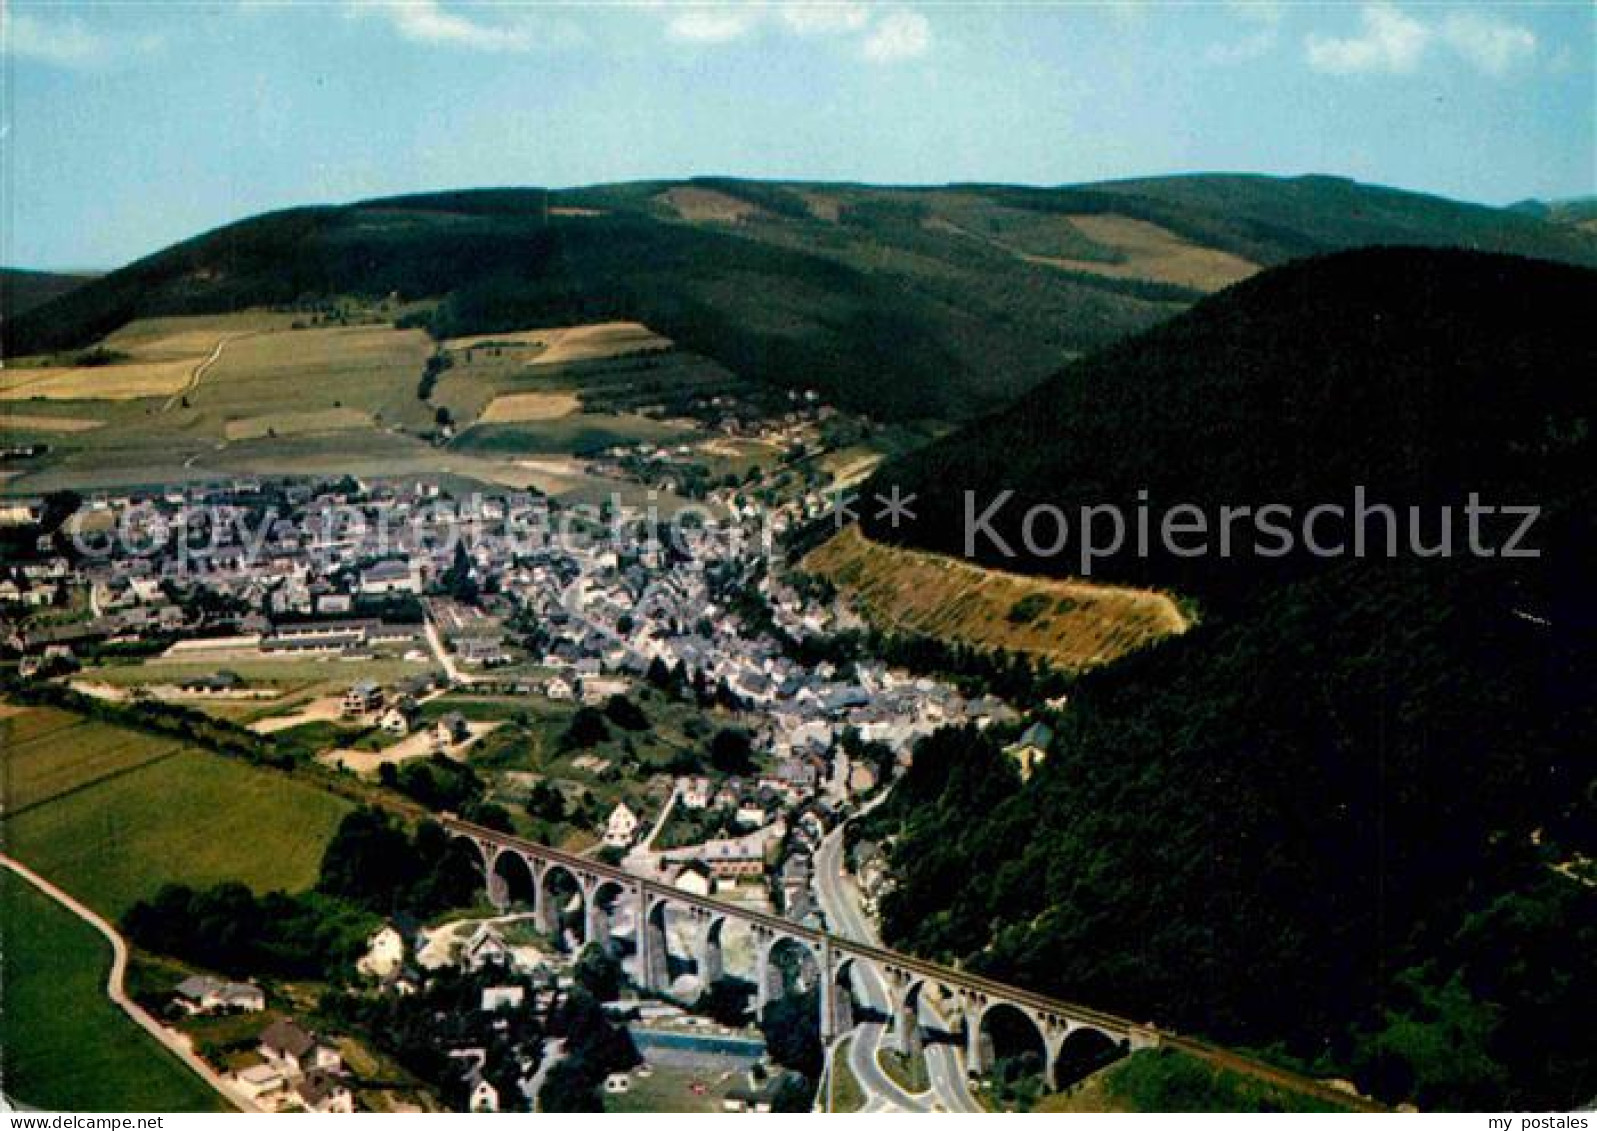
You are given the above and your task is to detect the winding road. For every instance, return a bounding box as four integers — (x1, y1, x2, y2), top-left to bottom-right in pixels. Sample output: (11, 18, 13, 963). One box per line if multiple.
(0, 854, 257, 1113)
(812, 819, 982, 1112)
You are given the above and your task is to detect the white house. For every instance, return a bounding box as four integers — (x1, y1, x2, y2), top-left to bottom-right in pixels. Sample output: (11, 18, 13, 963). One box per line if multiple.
(470, 1077, 500, 1113)
(481, 985, 525, 1012)
(679, 776, 712, 810)
(173, 975, 265, 1014)
(462, 923, 512, 971)
(357, 924, 406, 980)
(603, 802, 640, 849)
(259, 1019, 343, 1078)
(432, 711, 469, 752)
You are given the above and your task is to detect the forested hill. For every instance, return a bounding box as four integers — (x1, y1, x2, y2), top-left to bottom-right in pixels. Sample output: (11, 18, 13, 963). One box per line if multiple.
(862, 248, 1597, 598)
(8, 175, 1595, 421)
(854, 248, 1597, 1110)
(0, 268, 93, 320)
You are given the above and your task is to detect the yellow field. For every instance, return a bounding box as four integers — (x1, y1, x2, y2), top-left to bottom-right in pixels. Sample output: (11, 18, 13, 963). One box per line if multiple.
(446, 321, 670, 366)
(1031, 215, 1258, 292)
(477, 391, 581, 422)
(100, 312, 298, 358)
(0, 360, 194, 402)
(223, 406, 373, 440)
(803, 526, 1189, 670)
(0, 410, 105, 432)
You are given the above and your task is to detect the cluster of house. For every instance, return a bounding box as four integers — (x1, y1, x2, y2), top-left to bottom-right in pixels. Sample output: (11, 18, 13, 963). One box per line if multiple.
(229, 1019, 353, 1113)
(355, 918, 559, 1112)
(340, 678, 469, 750)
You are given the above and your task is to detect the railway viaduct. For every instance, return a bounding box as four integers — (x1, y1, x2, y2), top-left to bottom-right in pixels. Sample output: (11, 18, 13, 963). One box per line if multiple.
(448, 817, 1160, 1090)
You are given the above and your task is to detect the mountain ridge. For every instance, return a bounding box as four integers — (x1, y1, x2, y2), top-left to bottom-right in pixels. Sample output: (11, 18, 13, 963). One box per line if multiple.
(9, 174, 1594, 422)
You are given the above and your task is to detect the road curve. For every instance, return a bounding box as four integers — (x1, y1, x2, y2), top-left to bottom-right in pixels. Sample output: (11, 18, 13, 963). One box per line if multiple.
(814, 818, 983, 1112)
(0, 854, 257, 1113)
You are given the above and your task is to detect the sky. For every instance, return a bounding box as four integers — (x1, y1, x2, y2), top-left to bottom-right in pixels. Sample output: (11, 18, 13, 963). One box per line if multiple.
(2, 1, 1592, 270)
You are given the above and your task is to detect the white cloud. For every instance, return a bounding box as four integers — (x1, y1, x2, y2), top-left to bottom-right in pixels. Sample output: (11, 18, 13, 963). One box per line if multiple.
(664, 5, 762, 44)
(1306, 3, 1429, 74)
(861, 8, 930, 63)
(654, 2, 927, 62)
(367, 1, 539, 53)
(1440, 11, 1536, 76)
(1, 3, 118, 67)
(779, 2, 869, 37)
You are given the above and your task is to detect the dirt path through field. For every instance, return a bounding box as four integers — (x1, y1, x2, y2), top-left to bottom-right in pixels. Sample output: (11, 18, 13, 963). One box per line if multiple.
(161, 331, 262, 412)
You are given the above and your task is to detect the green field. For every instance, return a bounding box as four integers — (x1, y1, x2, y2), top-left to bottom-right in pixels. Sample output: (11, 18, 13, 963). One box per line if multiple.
(3, 715, 182, 815)
(3, 713, 352, 918)
(0, 869, 230, 1112)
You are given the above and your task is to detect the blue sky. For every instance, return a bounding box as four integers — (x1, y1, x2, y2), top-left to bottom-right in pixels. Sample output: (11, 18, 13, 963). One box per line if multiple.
(3, 1, 1592, 270)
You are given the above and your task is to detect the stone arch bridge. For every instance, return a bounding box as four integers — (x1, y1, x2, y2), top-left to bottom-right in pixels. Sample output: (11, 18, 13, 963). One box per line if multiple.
(445, 818, 1382, 1107)
(447, 817, 1159, 1091)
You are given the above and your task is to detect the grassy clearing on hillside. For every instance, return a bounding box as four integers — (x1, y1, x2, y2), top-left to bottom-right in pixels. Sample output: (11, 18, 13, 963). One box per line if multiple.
(803, 526, 1188, 669)
(1019, 214, 1257, 292)
(0, 870, 230, 1113)
(189, 323, 432, 431)
(5, 744, 351, 918)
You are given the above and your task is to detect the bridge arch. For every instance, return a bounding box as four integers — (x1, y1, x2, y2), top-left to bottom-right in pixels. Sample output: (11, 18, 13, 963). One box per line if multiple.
(587, 878, 628, 956)
(1052, 1025, 1127, 1090)
(488, 849, 537, 910)
(539, 862, 586, 950)
(975, 1001, 1049, 1089)
(643, 894, 704, 994)
(755, 934, 822, 1019)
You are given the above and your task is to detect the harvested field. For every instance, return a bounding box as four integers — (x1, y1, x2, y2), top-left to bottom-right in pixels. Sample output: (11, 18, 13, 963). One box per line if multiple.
(803, 526, 1189, 670)
(0, 360, 195, 401)
(477, 391, 581, 423)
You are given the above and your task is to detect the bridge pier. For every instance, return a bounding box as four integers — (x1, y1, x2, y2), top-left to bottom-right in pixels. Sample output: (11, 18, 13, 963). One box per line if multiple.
(829, 958, 855, 1036)
(819, 938, 837, 1044)
(965, 1012, 989, 1078)
(582, 878, 609, 953)
(694, 913, 725, 990)
(640, 890, 670, 991)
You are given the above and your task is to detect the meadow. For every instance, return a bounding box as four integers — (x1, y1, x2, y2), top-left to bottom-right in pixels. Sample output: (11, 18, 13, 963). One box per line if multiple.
(2, 707, 352, 918)
(3, 712, 183, 815)
(0, 869, 230, 1112)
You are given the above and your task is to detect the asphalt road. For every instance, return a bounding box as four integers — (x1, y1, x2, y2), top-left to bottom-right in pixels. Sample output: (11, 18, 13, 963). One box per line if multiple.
(813, 823, 982, 1112)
